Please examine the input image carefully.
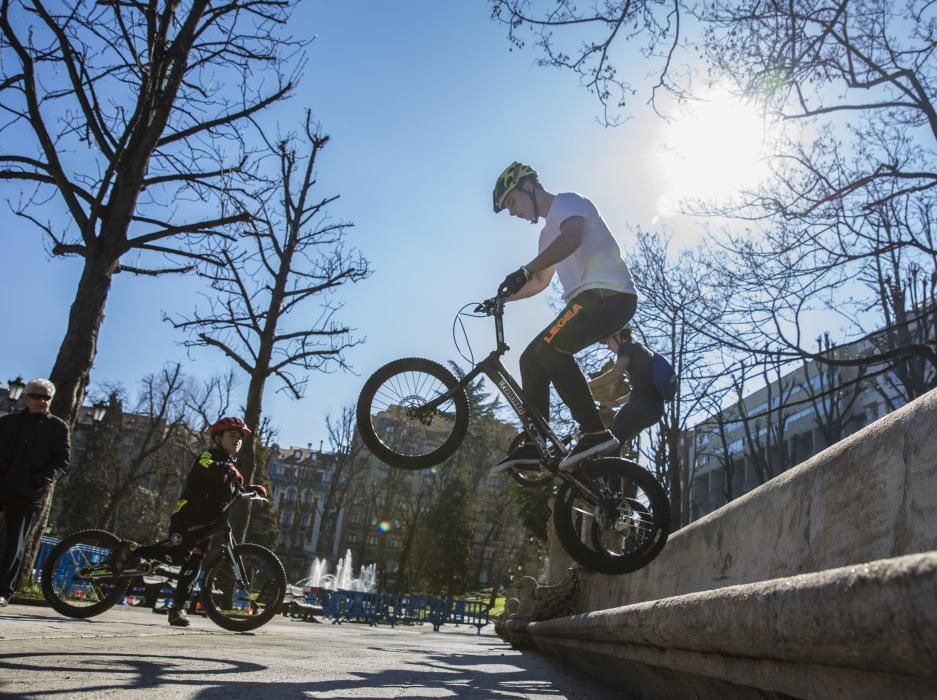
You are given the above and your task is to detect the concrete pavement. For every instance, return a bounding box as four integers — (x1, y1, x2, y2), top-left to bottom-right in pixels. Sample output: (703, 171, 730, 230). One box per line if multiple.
(0, 603, 617, 698)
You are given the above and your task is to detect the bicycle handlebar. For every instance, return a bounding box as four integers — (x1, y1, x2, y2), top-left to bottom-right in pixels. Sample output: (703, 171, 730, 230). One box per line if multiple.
(236, 488, 269, 504)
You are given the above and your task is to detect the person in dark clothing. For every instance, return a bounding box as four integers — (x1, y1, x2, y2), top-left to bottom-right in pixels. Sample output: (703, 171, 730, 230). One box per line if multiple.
(588, 327, 665, 449)
(119, 416, 266, 627)
(0, 378, 70, 606)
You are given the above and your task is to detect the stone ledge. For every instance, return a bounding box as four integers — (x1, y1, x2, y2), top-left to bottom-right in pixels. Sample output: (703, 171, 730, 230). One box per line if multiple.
(511, 552, 937, 699)
(530, 636, 937, 700)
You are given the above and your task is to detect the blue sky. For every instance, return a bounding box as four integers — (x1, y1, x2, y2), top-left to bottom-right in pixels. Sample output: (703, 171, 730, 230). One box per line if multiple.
(1, 2, 734, 450)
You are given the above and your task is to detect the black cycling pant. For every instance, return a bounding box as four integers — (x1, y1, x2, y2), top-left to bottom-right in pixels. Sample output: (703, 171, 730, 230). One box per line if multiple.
(0, 498, 39, 598)
(137, 514, 218, 610)
(520, 289, 636, 434)
(610, 390, 664, 447)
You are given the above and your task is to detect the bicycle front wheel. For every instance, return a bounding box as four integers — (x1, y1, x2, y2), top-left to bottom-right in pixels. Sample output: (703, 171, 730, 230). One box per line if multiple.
(200, 543, 286, 632)
(41, 529, 130, 618)
(553, 458, 670, 575)
(357, 357, 469, 469)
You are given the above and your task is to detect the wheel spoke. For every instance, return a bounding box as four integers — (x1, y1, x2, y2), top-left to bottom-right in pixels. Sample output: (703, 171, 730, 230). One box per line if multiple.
(366, 369, 457, 458)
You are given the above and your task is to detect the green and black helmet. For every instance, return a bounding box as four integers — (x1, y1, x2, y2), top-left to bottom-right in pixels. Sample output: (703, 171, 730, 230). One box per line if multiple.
(493, 162, 538, 213)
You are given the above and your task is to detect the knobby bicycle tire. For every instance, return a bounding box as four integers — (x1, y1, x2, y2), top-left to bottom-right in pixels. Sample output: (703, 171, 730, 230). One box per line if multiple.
(41, 529, 131, 618)
(553, 458, 670, 575)
(200, 542, 286, 632)
(356, 357, 470, 470)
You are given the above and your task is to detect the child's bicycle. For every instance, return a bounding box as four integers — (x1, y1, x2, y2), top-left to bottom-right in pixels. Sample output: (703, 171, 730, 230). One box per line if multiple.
(356, 294, 670, 575)
(40, 489, 286, 632)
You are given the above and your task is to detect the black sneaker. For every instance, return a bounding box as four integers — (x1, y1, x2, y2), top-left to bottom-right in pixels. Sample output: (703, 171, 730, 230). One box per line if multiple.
(112, 540, 139, 574)
(559, 430, 619, 471)
(490, 442, 542, 474)
(168, 608, 190, 627)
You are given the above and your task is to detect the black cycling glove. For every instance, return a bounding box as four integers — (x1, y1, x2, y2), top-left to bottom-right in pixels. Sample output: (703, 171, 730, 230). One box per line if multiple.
(499, 266, 532, 296)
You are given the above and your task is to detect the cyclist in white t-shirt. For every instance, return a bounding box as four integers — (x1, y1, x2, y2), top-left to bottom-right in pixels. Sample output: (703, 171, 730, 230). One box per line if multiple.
(493, 162, 638, 470)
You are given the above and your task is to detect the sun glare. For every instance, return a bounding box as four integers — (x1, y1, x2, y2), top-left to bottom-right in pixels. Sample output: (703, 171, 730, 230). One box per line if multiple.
(654, 93, 773, 216)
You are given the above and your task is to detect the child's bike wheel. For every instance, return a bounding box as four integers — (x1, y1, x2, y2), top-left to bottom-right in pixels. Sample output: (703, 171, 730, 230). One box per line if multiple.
(200, 543, 286, 632)
(357, 357, 470, 470)
(41, 529, 131, 618)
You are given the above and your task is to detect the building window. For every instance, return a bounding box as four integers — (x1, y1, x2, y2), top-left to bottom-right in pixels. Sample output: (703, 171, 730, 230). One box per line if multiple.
(367, 535, 378, 545)
(348, 533, 358, 544)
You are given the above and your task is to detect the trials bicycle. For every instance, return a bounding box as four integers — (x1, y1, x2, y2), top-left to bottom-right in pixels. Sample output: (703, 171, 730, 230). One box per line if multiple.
(356, 295, 670, 575)
(41, 489, 286, 632)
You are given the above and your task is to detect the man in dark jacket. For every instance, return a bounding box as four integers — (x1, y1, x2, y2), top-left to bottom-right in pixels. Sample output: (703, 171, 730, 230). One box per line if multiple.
(0, 378, 70, 605)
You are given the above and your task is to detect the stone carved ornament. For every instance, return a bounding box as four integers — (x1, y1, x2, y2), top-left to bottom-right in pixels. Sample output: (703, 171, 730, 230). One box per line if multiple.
(495, 568, 580, 647)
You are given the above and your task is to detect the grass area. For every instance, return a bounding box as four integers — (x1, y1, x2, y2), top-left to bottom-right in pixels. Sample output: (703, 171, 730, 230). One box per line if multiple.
(15, 578, 44, 600)
(457, 590, 507, 617)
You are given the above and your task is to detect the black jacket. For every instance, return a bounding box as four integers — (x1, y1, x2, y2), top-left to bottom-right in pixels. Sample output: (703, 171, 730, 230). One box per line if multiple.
(171, 445, 239, 524)
(0, 409, 70, 504)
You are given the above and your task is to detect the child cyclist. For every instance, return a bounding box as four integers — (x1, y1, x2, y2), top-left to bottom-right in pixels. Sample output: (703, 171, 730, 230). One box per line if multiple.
(493, 162, 638, 471)
(116, 416, 266, 627)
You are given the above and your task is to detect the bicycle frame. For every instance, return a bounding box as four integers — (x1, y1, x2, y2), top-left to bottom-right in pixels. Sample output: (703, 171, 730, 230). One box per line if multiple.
(419, 296, 609, 505)
(95, 494, 262, 587)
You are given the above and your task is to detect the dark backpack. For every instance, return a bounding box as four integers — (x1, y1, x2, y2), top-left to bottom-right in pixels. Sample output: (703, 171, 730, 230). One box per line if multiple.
(651, 353, 678, 402)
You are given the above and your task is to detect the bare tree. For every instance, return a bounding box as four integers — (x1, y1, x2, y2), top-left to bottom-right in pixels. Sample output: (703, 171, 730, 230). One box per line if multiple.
(315, 406, 367, 560)
(0, 0, 303, 424)
(489, 0, 685, 124)
(169, 114, 370, 537)
(627, 230, 727, 527)
(493, 1, 937, 396)
(1, 0, 303, 571)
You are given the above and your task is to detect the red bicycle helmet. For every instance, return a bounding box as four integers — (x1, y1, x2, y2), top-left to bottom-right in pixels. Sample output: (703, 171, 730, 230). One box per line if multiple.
(209, 416, 252, 438)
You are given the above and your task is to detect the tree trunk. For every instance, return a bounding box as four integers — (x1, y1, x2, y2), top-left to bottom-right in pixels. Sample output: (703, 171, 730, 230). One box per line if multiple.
(21, 254, 116, 592)
(233, 371, 266, 541)
(50, 255, 117, 425)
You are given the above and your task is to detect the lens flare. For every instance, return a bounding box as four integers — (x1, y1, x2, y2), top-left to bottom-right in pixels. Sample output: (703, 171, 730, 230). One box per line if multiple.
(378, 520, 392, 533)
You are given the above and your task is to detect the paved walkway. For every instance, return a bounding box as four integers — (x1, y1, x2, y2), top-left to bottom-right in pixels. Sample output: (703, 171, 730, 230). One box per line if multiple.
(0, 603, 618, 698)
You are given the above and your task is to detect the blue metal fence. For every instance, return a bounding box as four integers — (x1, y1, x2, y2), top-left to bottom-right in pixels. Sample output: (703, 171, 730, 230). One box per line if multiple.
(297, 588, 490, 633)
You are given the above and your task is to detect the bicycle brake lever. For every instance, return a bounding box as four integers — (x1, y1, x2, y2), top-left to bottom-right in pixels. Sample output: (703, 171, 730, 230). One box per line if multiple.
(474, 298, 499, 315)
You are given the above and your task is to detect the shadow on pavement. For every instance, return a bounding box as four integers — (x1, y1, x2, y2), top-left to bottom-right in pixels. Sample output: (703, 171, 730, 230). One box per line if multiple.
(0, 651, 266, 697)
(0, 642, 609, 698)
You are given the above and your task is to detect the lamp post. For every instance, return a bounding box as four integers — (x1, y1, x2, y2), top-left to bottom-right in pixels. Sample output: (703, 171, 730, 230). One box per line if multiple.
(6, 375, 25, 412)
(91, 400, 108, 423)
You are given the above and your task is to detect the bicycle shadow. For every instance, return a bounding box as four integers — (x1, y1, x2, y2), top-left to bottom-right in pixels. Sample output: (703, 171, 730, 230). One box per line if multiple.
(0, 651, 265, 697)
(0, 645, 616, 698)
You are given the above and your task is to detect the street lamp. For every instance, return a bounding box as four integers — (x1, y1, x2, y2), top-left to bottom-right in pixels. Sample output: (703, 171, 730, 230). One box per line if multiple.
(5, 376, 26, 413)
(91, 400, 108, 423)
(7, 376, 25, 402)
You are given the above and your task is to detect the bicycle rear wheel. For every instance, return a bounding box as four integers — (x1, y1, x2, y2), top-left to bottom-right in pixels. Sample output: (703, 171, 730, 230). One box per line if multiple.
(41, 529, 131, 618)
(200, 543, 286, 632)
(553, 458, 670, 575)
(357, 357, 469, 469)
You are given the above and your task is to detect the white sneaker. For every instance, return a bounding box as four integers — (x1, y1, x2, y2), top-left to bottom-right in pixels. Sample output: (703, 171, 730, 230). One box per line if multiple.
(0, 596, 9, 607)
